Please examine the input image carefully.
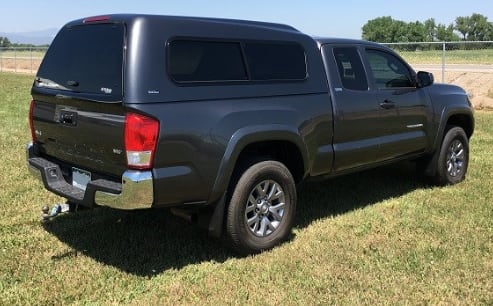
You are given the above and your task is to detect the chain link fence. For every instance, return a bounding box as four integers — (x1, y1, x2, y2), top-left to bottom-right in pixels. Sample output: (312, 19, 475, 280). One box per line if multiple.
(381, 41, 493, 82)
(1, 42, 493, 79)
(0, 47, 48, 74)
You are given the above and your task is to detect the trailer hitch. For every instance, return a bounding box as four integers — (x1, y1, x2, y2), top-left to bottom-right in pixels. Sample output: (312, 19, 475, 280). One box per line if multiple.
(41, 203, 74, 222)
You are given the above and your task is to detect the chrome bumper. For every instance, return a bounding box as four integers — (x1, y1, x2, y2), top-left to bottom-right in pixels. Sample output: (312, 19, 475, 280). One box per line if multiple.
(94, 171, 153, 210)
(26, 143, 154, 210)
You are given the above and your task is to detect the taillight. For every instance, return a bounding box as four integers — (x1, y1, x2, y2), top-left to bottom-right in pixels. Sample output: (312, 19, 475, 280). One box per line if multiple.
(29, 100, 36, 142)
(124, 113, 159, 170)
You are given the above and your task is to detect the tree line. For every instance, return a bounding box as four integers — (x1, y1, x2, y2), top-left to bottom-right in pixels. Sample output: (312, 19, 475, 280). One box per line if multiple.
(1, 13, 491, 46)
(362, 13, 493, 43)
(0, 36, 49, 48)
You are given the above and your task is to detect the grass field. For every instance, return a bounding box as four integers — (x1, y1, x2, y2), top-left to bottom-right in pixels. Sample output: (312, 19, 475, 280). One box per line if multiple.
(395, 48, 493, 65)
(0, 72, 492, 304)
(0, 49, 46, 73)
(0, 50, 46, 58)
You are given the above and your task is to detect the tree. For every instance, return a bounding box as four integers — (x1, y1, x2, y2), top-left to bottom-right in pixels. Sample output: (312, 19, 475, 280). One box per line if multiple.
(454, 16, 470, 40)
(362, 16, 436, 43)
(362, 17, 429, 43)
(406, 21, 427, 42)
(424, 18, 437, 41)
(0, 36, 11, 48)
(362, 16, 396, 43)
(455, 13, 493, 41)
(389, 19, 409, 42)
(436, 24, 460, 41)
(362, 14, 492, 42)
(362, 16, 417, 43)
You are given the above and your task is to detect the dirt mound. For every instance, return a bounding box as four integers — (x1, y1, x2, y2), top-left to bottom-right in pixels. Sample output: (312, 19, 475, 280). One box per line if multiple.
(444, 72, 493, 110)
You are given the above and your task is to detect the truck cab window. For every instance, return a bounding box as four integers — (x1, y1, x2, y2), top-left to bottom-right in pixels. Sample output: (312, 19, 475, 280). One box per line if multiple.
(333, 47, 368, 91)
(365, 49, 414, 89)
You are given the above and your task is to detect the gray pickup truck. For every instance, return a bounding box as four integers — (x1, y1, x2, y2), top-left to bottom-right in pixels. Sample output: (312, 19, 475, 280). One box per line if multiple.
(27, 14, 474, 254)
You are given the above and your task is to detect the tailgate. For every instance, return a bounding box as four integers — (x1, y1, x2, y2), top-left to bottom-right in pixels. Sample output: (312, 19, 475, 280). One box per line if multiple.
(31, 21, 126, 177)
(31, 97, 126, 177)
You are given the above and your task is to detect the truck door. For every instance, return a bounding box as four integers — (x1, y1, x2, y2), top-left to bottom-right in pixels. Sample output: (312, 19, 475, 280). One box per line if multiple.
(321, 45, 384, 172)
(363, 48, 431, 161)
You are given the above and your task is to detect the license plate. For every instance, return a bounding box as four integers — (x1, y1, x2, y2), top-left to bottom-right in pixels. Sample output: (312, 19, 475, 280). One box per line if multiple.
(72, 167, 91, 190)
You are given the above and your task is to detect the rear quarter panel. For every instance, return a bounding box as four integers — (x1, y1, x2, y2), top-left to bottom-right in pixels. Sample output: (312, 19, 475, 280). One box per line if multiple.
(130, 93, 333, 207)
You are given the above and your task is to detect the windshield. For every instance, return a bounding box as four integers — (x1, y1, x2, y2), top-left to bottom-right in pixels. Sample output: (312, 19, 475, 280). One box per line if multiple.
(37, 23, 124, 98)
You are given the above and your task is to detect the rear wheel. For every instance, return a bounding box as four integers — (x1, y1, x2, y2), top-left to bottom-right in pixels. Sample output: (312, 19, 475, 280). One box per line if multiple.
(226, 160, 296, 255)
(432, 126, 469, 185)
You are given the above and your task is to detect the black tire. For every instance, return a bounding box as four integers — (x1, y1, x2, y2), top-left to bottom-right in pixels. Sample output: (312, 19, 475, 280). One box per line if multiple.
(432, 126, 469, 186)
(226, 160, 296, 255)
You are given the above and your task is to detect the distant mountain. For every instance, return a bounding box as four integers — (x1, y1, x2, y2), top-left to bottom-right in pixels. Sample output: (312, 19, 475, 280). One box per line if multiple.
(0, 28, 58, 45)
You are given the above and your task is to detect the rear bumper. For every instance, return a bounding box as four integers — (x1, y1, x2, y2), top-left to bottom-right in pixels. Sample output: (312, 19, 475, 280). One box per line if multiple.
(26, 143, 154, 210)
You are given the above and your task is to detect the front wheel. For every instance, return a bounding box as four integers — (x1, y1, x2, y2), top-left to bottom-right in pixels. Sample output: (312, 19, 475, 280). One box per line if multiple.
(226, 160, 296, 255)
(432, 126, 469, 186)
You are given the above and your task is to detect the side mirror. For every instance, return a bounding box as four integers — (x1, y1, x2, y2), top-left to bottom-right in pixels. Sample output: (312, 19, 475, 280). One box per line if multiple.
(416, 71, 434, 88)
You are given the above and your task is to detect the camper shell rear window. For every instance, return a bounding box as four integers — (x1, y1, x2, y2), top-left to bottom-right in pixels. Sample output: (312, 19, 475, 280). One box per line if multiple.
(36, 23, 124, 98)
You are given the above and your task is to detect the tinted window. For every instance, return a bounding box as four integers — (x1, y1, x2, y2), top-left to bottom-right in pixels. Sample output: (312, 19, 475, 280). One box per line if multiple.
(333, 47, 368, 91)
(365, 49, 414, 89)
(168, 40, 247, 82)
(37, 24, 124, 97)
(168, 40, 307, 83)
(244, 43, 306, 80)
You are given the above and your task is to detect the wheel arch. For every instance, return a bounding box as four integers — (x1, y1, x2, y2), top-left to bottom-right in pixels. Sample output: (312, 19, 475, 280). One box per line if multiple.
(423, 107, 474, 178)
(206, 125, 308, 238)
(446, 113, 474, 139)
(211, 125, 308, 199)
(431, 106, 473, 151)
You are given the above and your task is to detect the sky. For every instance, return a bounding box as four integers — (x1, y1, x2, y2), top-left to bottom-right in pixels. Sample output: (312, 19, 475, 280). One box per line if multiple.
(2, 0, 492, 38)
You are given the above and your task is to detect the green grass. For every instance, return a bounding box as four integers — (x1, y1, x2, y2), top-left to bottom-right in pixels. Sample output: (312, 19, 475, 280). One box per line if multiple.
(0, 72, 492, 304)
(392, 48, 493, 65)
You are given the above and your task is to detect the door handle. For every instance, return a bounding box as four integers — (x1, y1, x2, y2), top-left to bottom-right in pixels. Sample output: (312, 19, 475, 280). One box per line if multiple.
(380, 100, 395, 109)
